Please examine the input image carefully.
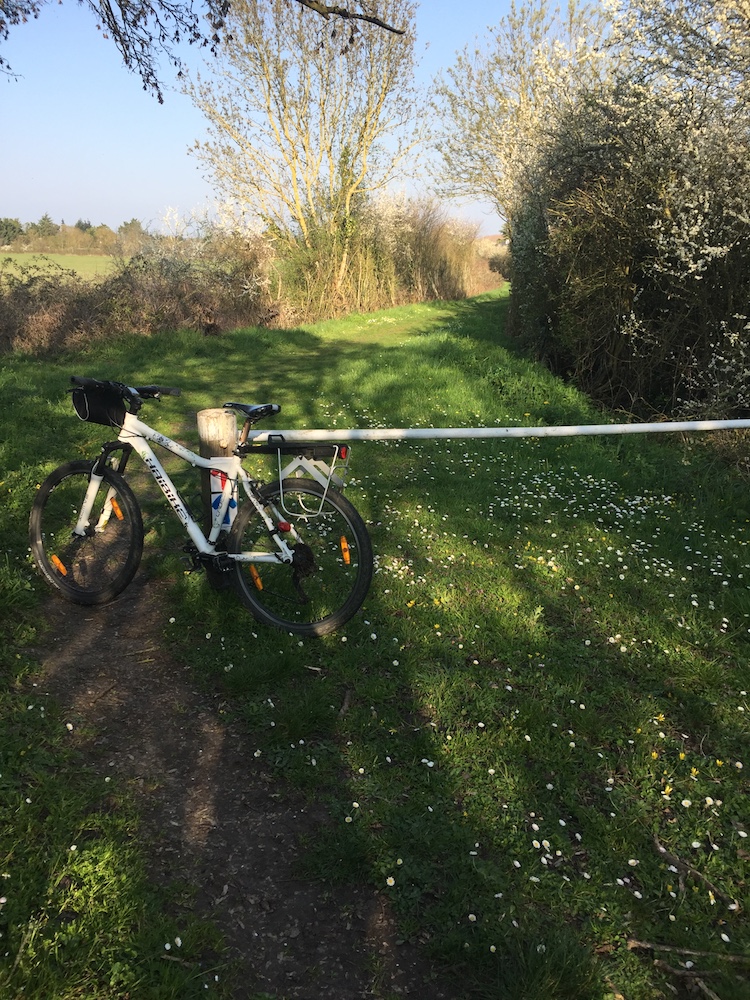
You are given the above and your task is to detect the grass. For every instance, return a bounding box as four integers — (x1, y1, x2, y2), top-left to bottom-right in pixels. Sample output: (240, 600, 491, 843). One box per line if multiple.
(1, 286, 749, 998)
(0, 597, 226, 996)
(1, 253, 117, 281)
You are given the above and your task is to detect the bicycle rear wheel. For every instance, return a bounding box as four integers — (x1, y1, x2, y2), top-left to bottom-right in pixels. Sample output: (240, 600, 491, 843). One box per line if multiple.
(29, 460, 144, 605)
(229, 478, 373, 637)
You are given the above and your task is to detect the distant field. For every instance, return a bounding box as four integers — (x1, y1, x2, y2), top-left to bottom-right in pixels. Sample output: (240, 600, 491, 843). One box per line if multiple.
(0, 252, 117, 280)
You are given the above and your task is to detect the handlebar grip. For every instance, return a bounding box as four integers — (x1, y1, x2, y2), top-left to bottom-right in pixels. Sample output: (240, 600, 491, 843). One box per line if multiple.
(134, 384, 182, 397)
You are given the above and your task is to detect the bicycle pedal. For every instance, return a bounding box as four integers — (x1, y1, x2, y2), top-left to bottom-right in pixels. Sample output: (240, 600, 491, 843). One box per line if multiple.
(204, 554, 234, 573)
(202, 553, 236, 592)
(181, 544, 203, 573)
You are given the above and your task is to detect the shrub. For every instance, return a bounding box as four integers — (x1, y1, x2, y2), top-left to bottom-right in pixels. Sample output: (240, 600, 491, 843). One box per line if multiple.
(106, 229, 274, 336)
(510, 81, 750, 416)
(272, 196, 478, 321)
(373, 197, 478, 302)
(435, 0, 750, 419)
(1, 229, 274, 355)
(0, 258, 100, 354)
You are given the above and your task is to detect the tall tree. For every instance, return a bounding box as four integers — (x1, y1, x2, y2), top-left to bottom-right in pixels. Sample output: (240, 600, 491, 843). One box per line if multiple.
(0, 217, 23, 244)
(186, 0, 422, 263)
(0, 0, 407, 101)
(31, 212, 59, 236)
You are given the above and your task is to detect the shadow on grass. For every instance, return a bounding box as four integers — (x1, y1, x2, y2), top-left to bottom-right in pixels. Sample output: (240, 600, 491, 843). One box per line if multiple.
(4, 290, 750, 999)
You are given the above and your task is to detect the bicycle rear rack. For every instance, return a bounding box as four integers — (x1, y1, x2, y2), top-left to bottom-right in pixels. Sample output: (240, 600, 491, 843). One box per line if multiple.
(239, 439, 351, 518)
(277, 443, 349, 489)
(276, 444, 350, 518)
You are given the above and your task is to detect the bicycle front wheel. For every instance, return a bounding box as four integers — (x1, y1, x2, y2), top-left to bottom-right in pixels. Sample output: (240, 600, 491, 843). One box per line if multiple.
(229, 478, 373, 637)
(29, 460, 144, 605)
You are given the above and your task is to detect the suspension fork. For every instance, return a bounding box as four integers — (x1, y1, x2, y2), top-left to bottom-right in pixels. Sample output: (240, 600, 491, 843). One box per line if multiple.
(73, 443, 134, 537)
(92, 441, 134, 477)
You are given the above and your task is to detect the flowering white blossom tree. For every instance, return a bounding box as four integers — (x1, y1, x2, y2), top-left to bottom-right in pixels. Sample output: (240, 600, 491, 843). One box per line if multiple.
(436, 0, 750, 415)
(431, 0, 616, 233)
(608, 0, 750, 106)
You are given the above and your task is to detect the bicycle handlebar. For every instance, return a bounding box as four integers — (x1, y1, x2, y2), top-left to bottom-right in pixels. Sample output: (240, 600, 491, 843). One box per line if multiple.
(70, 376, 182, 400)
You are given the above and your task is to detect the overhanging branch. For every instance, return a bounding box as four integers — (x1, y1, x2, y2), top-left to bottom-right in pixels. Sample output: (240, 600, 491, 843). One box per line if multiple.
(292, 0, 406, 35)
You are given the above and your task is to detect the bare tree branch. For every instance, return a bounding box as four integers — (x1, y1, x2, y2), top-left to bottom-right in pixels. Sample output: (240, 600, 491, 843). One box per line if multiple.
(653, 835, 738, 910)
(0, 0, 406, 100)
(627, 940, 750, 965)
(292, 0, 405, 34)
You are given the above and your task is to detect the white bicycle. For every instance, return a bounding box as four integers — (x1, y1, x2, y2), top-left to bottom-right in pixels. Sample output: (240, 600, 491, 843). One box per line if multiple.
(29, 377, 373, 637)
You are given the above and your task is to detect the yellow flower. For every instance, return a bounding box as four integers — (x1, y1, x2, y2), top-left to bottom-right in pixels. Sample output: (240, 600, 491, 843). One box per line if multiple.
(716, 759, 724, 767)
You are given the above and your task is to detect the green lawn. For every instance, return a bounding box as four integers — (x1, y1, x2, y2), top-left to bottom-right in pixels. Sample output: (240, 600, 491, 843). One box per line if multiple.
(1, 252, 117, 280)
(2, 288, 749, 998)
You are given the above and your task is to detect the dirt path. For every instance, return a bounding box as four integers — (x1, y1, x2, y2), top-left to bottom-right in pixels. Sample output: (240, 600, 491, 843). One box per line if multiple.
(29, 574, 450, 999)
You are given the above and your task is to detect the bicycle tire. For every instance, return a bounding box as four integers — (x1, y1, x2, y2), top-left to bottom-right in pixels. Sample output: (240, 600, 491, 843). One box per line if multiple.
(228, 478, 373, 637)
(29, 460, 144, 605)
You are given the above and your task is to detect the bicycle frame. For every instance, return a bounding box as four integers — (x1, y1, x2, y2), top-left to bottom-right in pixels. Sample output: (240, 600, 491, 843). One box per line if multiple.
(75, 411, 296, 565)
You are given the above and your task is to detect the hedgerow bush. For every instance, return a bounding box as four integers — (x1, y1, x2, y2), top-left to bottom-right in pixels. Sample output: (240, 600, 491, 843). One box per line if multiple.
(106, 229, 275, 336)
(270, 196, 478, 322)
(0, 230, 273, 354)
(1, 200, 480, 354)
(435, 0, 750, 419)
(361, 196, 478, 303)
(0, 258, 99, 355)
(508, 1, 750, 417)
(511, 80, 750, 416)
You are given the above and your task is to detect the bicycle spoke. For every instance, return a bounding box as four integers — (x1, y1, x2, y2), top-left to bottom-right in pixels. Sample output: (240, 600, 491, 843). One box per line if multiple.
(29, 461, 143, 605)
(229, 479, 373, 636)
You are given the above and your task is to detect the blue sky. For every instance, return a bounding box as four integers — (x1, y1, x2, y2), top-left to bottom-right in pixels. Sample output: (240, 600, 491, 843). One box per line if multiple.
(1, 2, 505, 234)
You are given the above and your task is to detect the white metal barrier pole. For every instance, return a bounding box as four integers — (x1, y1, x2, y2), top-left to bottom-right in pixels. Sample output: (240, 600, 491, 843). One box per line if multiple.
(245, 418, 750, 445)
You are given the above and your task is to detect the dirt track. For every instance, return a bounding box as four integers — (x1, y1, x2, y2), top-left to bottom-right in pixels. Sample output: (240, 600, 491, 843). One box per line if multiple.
(30, 576, 451, 999)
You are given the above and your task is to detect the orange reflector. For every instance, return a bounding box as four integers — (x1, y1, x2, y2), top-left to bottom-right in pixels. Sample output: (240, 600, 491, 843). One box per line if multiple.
(340, 536, 351, 565)
(250, 565, 263, 590)
(51, 554, 68, 576)
(109, 498, 124, 520)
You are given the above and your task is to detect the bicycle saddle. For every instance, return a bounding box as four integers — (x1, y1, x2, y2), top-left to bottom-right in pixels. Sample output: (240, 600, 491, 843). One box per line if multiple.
(224, 402, 281, 424)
